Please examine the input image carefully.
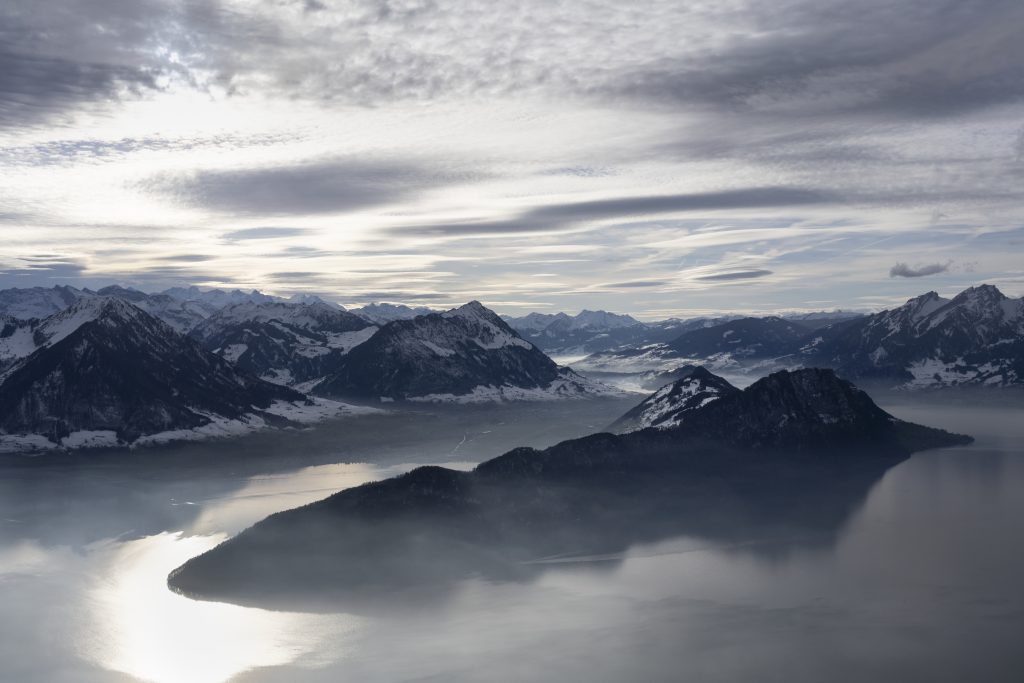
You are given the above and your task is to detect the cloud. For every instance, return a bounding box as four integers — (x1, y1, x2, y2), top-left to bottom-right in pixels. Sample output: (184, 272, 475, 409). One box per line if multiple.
(603, 280, 667, 288)
(613, 0, 1024, 119)
(0, 49, 158, 128)
(148, 159, 475, 216)
(889, 261, 951, 278)
(694, 269, 773, 281)
(0, 255, 86, 282)
(390, 187, 837, 237)
(152, 254, 215, 262)
(221, 227, 312, 242)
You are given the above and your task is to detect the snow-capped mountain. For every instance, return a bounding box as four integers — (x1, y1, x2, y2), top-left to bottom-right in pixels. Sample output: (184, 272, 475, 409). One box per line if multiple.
(0, 297, 358, 452)
(94, 285, 210, 332)
(350, 302, 437, 324)
(610, 366, 739, 433)
(315, 301, 617, 401)
(191, 301, 376, 388)
(0, 285, 90, 320)
(806, 285, 1024, 387)
(0, 284, 213, 331)
(502, 311, 568, 332)
(161, 286, 283, 313)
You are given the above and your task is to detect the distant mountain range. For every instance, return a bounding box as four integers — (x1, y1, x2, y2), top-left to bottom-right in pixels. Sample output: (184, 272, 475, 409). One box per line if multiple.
(578, 285, 1024, 389)
(350, 302, 438, 324)
(502, 308, 863, 356)
(167, 368, 971, 606)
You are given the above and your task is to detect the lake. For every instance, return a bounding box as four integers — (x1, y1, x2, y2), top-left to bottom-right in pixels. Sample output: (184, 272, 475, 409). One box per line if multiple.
(1, 392, 1022, 683)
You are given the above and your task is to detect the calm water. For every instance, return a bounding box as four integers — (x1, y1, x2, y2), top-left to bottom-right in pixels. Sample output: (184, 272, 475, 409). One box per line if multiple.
(1, 393, 1022, 683)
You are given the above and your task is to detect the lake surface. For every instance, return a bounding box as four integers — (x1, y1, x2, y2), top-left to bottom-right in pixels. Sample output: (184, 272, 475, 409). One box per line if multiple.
(1, 393, 1022, 683)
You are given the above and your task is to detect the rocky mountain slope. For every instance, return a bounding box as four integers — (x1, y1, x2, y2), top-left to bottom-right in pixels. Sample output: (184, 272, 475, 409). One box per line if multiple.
(191, 301, 377, 387)
(609, 366, 739, 432)
(805, 285, 1024, 387)
(315, 301, 615, 401)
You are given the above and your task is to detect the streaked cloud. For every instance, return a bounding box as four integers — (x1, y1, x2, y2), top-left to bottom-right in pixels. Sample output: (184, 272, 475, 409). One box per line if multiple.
(694, 270, 774, 282)
(221, 227, 312, 242)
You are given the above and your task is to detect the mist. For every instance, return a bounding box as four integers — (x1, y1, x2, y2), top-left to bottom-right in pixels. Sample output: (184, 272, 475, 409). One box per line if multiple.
(2, 393, 1023, 683)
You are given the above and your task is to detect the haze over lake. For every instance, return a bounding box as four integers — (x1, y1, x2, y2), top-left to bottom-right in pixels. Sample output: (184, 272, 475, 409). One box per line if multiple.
(1, 393, 1021, 683)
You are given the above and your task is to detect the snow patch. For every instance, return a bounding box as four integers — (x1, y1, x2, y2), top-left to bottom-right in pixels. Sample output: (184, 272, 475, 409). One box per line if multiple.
(60, 430, 120, 449)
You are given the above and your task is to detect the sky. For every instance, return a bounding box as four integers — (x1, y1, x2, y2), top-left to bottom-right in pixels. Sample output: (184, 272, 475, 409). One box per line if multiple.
(2, 0, 1023, 318)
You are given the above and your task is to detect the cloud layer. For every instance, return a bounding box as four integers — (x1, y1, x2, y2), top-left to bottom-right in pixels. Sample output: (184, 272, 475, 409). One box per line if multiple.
(0, 0, 1022, 315)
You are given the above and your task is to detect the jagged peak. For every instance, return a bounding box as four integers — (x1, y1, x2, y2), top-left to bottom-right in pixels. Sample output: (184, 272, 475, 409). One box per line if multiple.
(443, 300, 503, 323)
(950, 284, 1006, 305)
(35, 296, 153, 347)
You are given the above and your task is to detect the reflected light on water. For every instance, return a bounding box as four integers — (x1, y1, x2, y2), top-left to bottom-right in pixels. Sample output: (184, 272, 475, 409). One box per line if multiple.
(81, 532, 359, 683)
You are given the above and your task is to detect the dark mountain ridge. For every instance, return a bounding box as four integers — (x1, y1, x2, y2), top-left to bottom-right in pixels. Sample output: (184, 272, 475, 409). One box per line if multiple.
(168, 368, 970, 607)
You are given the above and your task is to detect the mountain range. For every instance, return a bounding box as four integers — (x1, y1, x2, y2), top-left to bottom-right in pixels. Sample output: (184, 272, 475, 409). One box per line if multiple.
(577, 285, 1024, 389)
(1, 282, 1020, 452)
(167, 367, 971, 607)
(0, 293, 617, 451)
(502, 309, 864, 357)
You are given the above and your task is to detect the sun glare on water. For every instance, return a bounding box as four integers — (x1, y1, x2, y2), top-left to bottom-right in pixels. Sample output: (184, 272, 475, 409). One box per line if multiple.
(80, 532, 359, 683)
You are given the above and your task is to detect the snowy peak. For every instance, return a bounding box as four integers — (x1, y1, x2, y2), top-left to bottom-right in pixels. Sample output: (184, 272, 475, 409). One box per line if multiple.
(941, 284, 1012, 321)
(194, 300, 369, 341)
(572, 309, 641, 330)
(351, 302, 437, 324)
(0, 285, 90, 320)
(162, 286, 282, 309)
(444, 300, 500, 322)
(901, 291, 950, 322)
(441, 301, 533, 351)
(611, 366, 739, 432)
(34, 296, 150, 348)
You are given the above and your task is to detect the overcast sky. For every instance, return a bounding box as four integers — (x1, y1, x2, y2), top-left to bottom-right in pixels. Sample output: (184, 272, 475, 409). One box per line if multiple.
(2, 0, 1023, 317)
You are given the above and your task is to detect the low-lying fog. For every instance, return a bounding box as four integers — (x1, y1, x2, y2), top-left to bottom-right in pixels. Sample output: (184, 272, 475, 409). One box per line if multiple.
(1, 392, 1022, 683)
